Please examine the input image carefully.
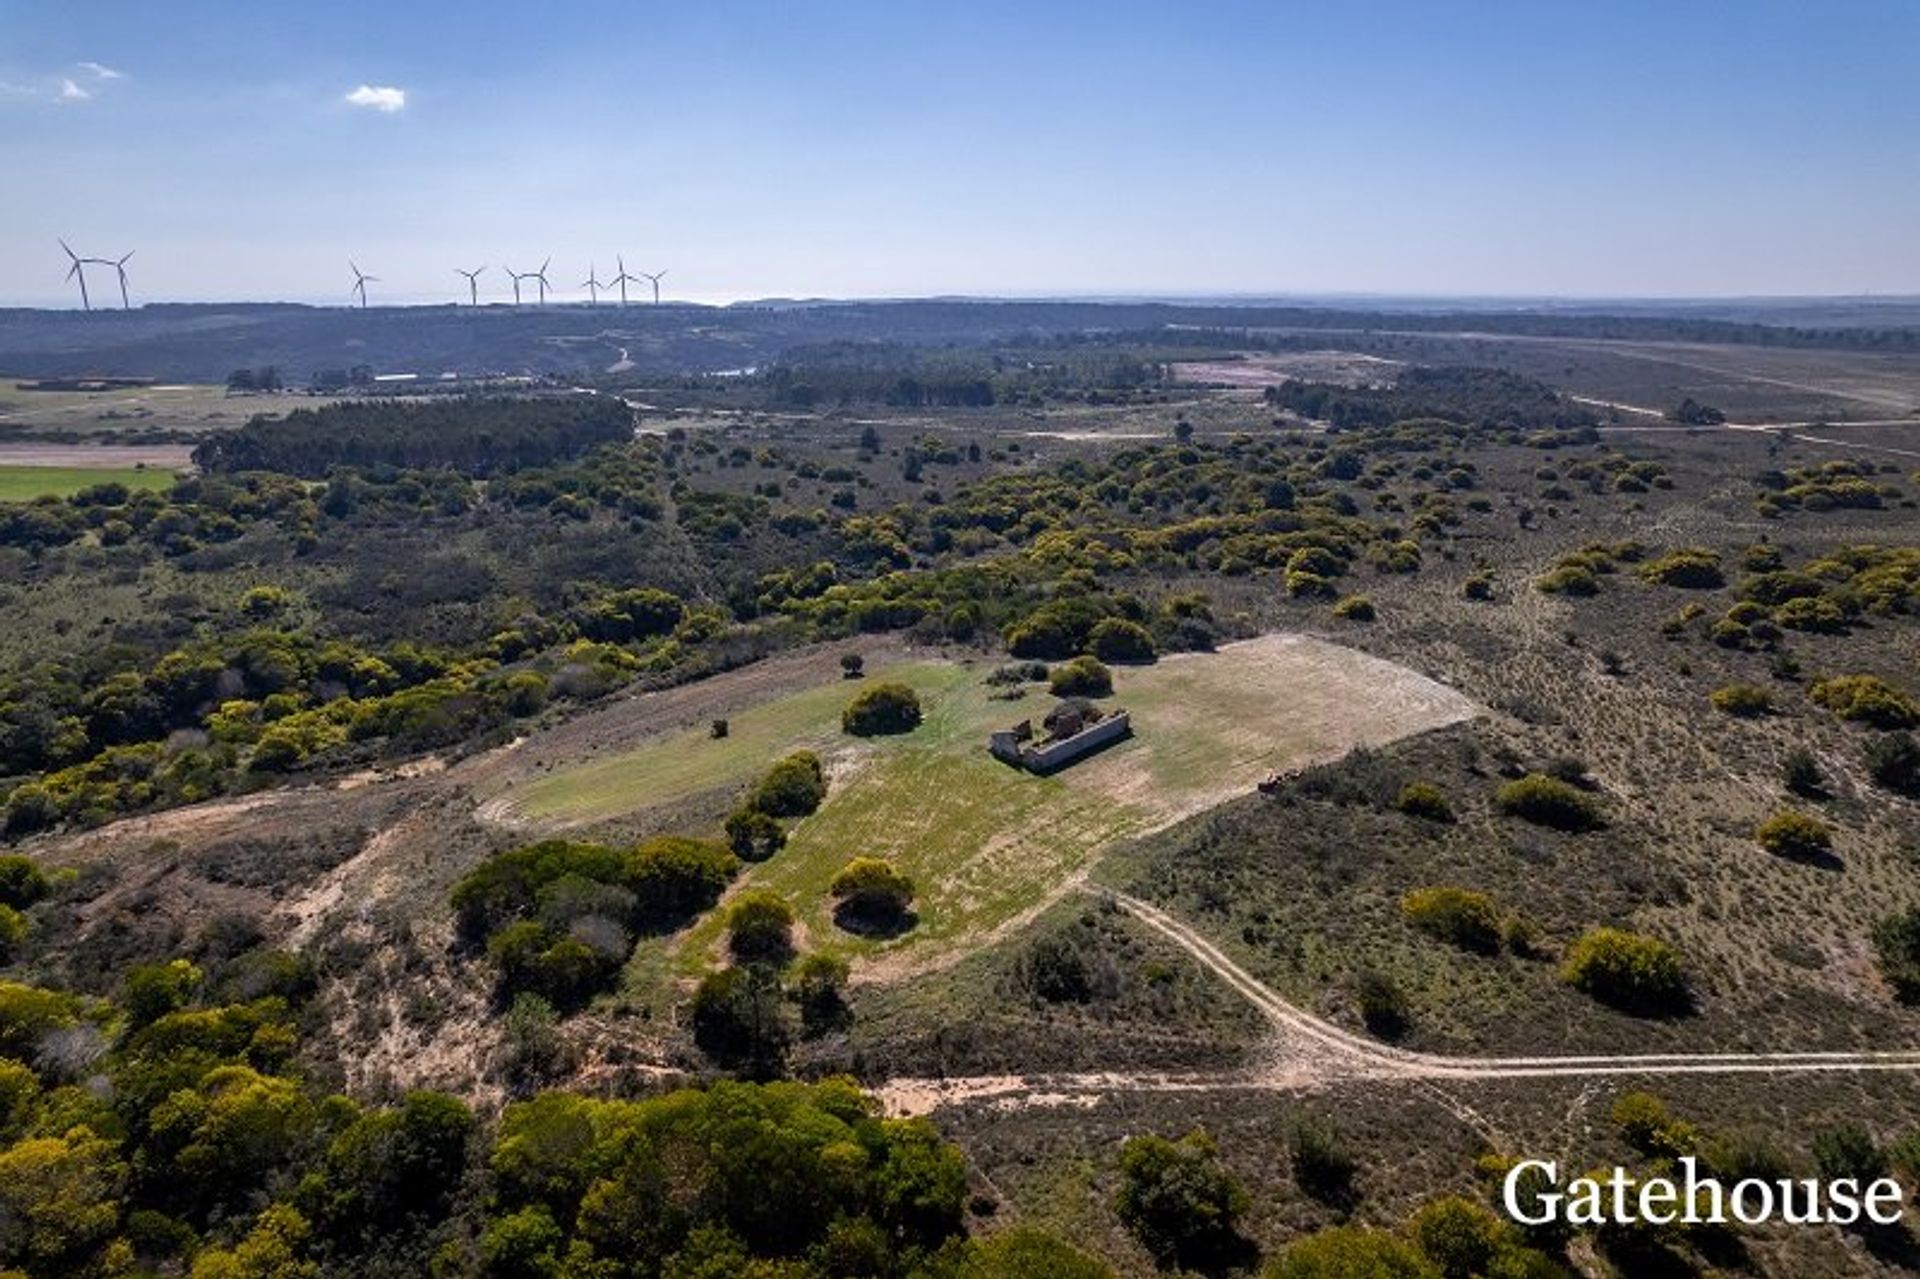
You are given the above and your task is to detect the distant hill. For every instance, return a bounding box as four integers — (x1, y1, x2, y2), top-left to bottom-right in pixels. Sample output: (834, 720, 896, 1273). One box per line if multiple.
(3, 297, 1919, 383)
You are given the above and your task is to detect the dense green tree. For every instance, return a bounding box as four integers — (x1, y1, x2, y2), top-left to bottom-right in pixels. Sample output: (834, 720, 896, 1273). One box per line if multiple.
(1114, 1129, 1251, 1272)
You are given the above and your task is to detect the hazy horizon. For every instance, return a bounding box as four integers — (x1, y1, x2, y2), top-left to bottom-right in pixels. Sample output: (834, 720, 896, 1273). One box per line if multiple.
(5, 0, 1918, 308)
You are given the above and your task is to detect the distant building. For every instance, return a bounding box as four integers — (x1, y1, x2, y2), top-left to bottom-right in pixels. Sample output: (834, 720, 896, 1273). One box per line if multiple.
(989, 700, 1132, 774)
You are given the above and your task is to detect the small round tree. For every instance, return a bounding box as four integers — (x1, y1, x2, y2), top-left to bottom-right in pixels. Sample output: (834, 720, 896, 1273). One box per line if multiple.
(829, 857, 916, 933)
(726, 890, 796, 966)
(841, 683, 923, 736)
(1048, 656, 1113, 698)
(1087, 618, 1157, 664)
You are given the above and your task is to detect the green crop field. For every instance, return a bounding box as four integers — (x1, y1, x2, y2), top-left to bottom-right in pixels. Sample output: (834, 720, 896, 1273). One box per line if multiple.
(0, 463, 179, 501)
(496, 635, 1476, 989)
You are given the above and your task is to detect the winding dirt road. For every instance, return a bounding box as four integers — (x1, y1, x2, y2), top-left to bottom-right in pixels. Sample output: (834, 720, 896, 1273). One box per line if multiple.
(877, 891, 1920, 1116)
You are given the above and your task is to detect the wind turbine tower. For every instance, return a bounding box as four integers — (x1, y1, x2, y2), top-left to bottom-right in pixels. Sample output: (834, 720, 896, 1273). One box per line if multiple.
(349, 261, 378, 309)
(580, 263, 603, 307)
(105, 252, 134, 310)
(640, 269, 667, 305)
(533, 257, 552, 306)
(611, 256, 639, 307)
(456, 265, 487, 306)
(59, 240, 92, 311)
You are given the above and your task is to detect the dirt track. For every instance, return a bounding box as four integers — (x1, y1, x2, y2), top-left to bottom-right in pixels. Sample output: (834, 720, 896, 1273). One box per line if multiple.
(876, 891, 1920, 1117)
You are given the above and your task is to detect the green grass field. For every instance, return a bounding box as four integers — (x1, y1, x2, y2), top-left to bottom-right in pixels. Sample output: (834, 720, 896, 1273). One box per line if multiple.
(0, 464, 179, 501)
(494, 636, 1476, 991)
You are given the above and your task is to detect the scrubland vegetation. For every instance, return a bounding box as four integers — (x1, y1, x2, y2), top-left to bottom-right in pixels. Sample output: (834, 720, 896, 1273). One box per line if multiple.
(8, 324, 1920, 1276)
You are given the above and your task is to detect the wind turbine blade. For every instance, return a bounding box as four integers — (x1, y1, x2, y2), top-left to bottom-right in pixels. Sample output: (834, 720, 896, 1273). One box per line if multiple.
(59, 238, 78, 262)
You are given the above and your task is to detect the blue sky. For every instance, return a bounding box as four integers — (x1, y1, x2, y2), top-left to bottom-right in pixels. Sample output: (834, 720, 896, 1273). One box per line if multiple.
(2, 0, 1916, 305)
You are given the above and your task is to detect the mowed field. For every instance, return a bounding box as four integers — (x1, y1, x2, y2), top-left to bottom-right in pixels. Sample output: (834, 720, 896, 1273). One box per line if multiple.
(0, 462, 178, 500)
(0, 380, 337, 437)
(486, 634, 1477, 987)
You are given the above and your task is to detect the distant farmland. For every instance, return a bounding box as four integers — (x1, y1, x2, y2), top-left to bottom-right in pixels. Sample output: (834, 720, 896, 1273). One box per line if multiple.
(0, 463, 177, 501)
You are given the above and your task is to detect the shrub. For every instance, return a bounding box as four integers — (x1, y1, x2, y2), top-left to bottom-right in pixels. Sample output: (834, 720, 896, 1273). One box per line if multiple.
(1637, 549, 1724, 588)
(748, 751, 826, 818)
(1753, 809, 1833, 861)
(1814, 1125, 1889, 1184)
(1286, 570, 1336, 599)
(1394, 782, 1454, 822)
(1354, 968, 1408, 1038)
(724, 808, 786, 861)
(1783, 747, 1824, 796)
(791, 953, 851, 1035)
(1332, 594, 1375, 621)
(1412, 1196, 1512, 1279)
(1048, 656, 1113, 698)
(1290, 1120, 1357, 1206)
(841, 683, 923, 735)
(0, 855, 49, 910)
(1495, 773, 1602, 831)
(1865, 733, 1920, 796)
(626, 837, 737, 929)
(689, 966, 789, 1078)
(1114, 1130, 1250, 1272)
(1709, 684, 1771, 717)
(1462, 574, 1494, 601)
(1400, 887, 1502, 954)
(1561, 927, 1689, 1014)
(726, 891, 796, 966)
(1810, 674, 1920, 729)
(829, 857, 915, 931)
(839, 652, 864, 679)
(1872, 907, 1920, 1002)
(1535, 565, 1599, 596)
(1087, 617, 1157, 664)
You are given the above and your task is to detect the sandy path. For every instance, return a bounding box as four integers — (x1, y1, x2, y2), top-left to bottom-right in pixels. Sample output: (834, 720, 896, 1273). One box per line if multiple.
(881, 891, 1920, 1117)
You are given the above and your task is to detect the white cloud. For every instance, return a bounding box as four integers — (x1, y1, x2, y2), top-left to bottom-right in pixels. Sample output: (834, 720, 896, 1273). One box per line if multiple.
(77, 61, 125, 80)
(345, 84, 406, 113)
(57, 78, 91, 102)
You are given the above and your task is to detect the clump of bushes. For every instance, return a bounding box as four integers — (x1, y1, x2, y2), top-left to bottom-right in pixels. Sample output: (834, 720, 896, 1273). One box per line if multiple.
(1810, 673, 1920, 729)
(1753, 809, 1834, 861)
(1049, 655, 1113, 698)
(1709, 684, 1771, 717)
(1332, 594, 1375, 621)
(1637, 548, 1724, 588)
(1495, 773, 1602, 831)
(1561, 927, 1689, 1015)
(1400, 887, 1502, 953)
(1394, 781, 1454, 822)
(451, 836, 737, 1008)
(841, 682, 923, 735)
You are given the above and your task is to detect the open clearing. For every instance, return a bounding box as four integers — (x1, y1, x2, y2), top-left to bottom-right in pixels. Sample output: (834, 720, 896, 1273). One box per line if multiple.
(0, 462, 179, 500)
(488, 634, 1477, 983)
(0, 380, 336, 438)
